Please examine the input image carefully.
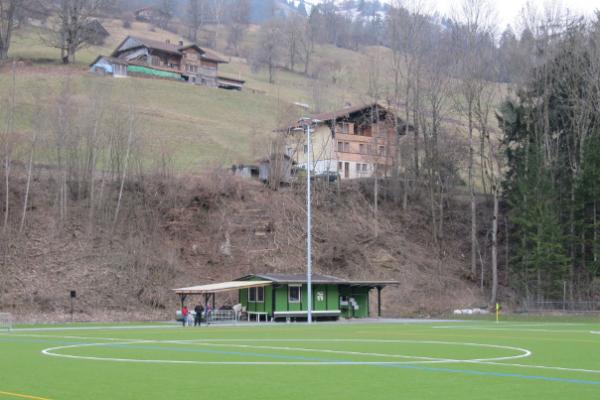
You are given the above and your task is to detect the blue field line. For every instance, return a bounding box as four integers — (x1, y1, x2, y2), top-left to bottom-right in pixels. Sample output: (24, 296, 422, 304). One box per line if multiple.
(104, 342, 600, 386)
(383, 364, 600, 386)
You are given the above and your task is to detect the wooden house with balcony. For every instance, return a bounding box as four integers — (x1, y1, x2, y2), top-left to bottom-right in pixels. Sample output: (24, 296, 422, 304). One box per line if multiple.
(90, 36, 245, 90)
(283, 104, 411, 180)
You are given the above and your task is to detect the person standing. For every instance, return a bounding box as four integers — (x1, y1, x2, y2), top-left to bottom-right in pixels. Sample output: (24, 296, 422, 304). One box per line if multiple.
(181, 305, 188, 327)
(205, 303, 212, 325)
(194, 304, 204, 327)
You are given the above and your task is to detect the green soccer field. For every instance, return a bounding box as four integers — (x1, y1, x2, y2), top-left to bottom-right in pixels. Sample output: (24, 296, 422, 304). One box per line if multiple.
(1, 319, 599, 399)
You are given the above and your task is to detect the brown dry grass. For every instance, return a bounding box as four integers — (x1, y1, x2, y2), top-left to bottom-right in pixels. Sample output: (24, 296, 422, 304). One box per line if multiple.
(0, 169, 483, 321)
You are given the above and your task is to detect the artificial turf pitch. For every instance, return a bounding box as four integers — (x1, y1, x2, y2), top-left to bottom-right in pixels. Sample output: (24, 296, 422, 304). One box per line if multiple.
(1, 319, 599, 399)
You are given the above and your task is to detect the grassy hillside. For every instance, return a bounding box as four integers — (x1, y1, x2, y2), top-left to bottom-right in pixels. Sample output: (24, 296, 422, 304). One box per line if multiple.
(4, 19, 380, 171)
(4, 18, 508, 185)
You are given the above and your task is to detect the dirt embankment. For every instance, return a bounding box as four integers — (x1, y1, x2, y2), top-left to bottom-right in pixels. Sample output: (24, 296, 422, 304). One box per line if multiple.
(0, 171, 486, 323)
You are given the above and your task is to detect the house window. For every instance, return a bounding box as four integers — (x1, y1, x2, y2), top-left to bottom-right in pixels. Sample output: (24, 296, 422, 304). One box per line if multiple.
(356, 163, 360, 172)
(337, 141, 344, 152)
(379, 146, 385, 155)
(362, 164, 368, 172)
(338, 123, 349, 134)
(248, 287, 264, 303)
(338, 161, 343, 172)
(344, 142, 350, 152)
(289, 285, 301, 303)
(303, 144, 308, 154)
(359, 143, 365, 154)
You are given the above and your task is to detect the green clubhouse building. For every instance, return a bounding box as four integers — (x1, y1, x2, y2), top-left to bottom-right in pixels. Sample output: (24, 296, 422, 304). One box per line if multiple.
(175, 273, 398, 322)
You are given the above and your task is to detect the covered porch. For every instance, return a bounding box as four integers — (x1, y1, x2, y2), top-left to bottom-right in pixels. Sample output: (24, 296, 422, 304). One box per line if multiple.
(173, 280, 272, 323)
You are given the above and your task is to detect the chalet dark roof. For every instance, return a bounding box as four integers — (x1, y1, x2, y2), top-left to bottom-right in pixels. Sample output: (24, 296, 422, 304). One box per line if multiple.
(276, 103, 408, 133)
(113, 36, 228, 63)
(201, 48, 228, 63)
(125, 36, 182, 55)
(237, 273, 398, 286)
(311, 103, 388, 122)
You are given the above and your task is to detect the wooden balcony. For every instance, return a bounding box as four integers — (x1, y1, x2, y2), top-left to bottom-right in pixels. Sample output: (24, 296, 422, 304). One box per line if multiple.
(336, 132, 388, 144)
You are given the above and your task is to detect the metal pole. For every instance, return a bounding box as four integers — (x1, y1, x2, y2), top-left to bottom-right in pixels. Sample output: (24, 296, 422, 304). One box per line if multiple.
(306, 122, 313, 324)
(377, 286, 382, 317)
(563, 281, 567, 311)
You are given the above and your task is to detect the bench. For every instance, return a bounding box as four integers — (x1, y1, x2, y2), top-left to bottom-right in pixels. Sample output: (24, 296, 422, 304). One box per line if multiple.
(247, 311, 269, 322)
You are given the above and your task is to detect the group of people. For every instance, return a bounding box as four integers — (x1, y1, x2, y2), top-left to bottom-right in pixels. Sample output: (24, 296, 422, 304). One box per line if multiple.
(181, 303, 212, 327)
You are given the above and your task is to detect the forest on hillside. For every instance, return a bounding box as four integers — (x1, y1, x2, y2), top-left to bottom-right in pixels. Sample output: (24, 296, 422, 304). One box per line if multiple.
(1, 0, 600, 317)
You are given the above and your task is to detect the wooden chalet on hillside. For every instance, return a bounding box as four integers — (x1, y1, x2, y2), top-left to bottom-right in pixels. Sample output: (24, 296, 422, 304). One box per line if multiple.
(282, 103, 412, 180)
(90, 35, 245, 90)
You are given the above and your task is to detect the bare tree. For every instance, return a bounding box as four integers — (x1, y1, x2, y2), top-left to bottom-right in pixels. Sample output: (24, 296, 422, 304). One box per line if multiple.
(1, 61, 15, 232)
(187, 0, 203, 43)
(113, 105, 136, 230)
(284, 15, 305, 71)
(227, 0, 250, 56)
(159, 0, 175, 29)
(45, 0, 110, 64)
(251, 20, 283, 84)
(365, 47, 383, 98)
(298, 10, 318, 75)
(0, 0, 21, 60)
(19, 129, 37, 234)
(451, 0, 497, 280)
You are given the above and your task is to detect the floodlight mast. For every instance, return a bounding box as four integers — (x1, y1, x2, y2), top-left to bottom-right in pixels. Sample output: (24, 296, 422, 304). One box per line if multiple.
(296, 103, 319, 324)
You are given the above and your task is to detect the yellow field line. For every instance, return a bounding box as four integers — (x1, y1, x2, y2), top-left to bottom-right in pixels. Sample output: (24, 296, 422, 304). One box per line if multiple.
(0, 391, 51, 400)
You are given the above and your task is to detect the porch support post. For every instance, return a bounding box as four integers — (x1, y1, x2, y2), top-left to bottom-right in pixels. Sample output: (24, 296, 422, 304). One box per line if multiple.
(180, 294, 187, 308)
(377, 286, 382, 318)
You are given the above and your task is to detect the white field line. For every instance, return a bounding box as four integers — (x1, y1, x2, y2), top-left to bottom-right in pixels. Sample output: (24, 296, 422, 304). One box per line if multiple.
(40, 340, 454, 366)
(31, 335, 600, 374)
(471, 323, 584, 327)
(40, 338, 530, 366)
(11, 325, 177, 332)
(167, 338, 532, 362)
(177, 342, 454, 362)
(0, 333, 145, 342)
(432, 326, 593, 333)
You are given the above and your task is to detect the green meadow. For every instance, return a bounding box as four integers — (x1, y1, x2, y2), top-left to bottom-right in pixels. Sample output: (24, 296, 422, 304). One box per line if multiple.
(1, 319, 599, 399)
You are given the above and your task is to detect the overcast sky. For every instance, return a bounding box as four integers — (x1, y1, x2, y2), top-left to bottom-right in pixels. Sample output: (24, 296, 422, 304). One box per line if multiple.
(310, 1, 599, 31)
(430, 0, 598, 30)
